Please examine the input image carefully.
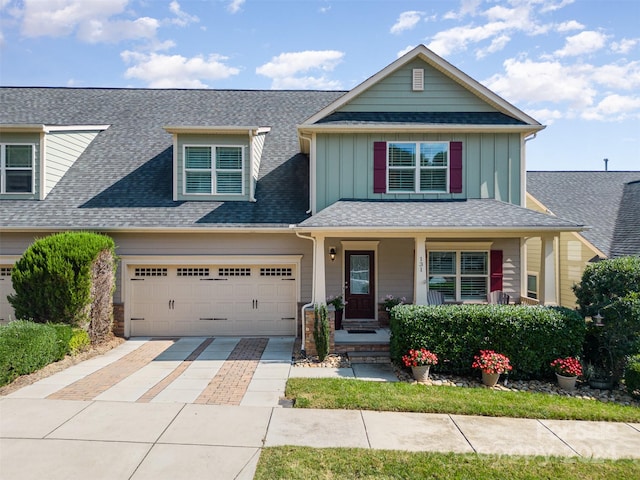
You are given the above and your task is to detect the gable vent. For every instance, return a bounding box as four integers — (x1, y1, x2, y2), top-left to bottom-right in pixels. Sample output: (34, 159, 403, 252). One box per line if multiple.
(412, 68, 424, 91)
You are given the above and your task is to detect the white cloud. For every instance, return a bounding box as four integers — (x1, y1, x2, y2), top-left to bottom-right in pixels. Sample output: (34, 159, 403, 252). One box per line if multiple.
(476, 34, 510, 58)
(611, 38, 639, 54)
(169, 1, 199, 27)
(485, 58, 596, 109)
(0, 29, 4, 47)
(553, 30, 608, 57)
(444, 0, 481, 20)
(527, 108, 563, 124)
(540, 0, 575, 13)
(556, 20, 584, 32)
(121, 51, 240, 88)
(591, 61, 640, 90)
(77, 16, 158, 43)
(390, 11, 424, 35)
(256, 50, 344, 89)
(583, 94, 640, 121)
(397, 45, 416, 58)
(227, 0, 245, 14)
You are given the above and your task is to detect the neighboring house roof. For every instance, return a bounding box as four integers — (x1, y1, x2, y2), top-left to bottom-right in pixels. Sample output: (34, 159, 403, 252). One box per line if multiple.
(315, 112, 527, 126)
(0, 87, 345, 230)
(527, 171, 640, 258)
(298, 199, 583, 232)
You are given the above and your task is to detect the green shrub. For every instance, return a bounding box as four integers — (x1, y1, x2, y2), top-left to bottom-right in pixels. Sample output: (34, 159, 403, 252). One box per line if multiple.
(48, 323, 74, 360)
(390, 304, 585, 380)
(8, 232, 116, 342)
(68, 328, 90, 355)
(314, 304, 330, 362)
(625, 355, 640, 399)
(0, 321, 60, 386)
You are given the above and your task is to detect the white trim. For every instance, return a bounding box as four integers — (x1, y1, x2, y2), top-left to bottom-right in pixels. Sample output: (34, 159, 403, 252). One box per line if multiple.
(302, 44, 543, 127)
(121, 254, 302, 338)
(182, 144, 245, 196)
(299, 124, 545, 134)
(39, 131, 46, 200)
(387, 141, 450, 194)
(0, 143, 36, 195)
(44, 125, 110, 133)
(426, 247, 491, 302)
(427, 241, 493, 250)
(164, 126, 270, 135)
(412, 68, 425, 91)
(0, 255, 21, 264)
(172, 133, 178, 202)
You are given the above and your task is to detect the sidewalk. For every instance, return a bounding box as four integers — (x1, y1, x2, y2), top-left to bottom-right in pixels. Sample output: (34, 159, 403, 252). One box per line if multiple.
(1, 337, 640, 479)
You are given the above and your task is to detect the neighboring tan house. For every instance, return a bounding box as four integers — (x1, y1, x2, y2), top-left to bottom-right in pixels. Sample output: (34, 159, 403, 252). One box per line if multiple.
(525, 171, 640, 308)
(0, 45, 582, 336)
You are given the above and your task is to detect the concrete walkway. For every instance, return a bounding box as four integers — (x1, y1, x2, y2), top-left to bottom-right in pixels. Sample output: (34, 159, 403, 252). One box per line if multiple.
(2, 338, 640, 479)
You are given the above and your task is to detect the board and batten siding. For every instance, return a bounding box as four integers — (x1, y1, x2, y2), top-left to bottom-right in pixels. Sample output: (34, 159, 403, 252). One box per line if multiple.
(315, 132, 521, 211)
(175, 133, 251, 201)
(339, 59, 495, 113)
(45, 131, 100, 197)
(0, 131, 40, 200)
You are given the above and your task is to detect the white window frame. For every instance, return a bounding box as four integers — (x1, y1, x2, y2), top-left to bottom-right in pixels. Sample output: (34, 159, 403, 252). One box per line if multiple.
(0, 143, 35, 194)
(387, 141, 449, 194)
(526, 273, 538, 300)
(183, 144, 245, 196)
(427, 248, 490, 302)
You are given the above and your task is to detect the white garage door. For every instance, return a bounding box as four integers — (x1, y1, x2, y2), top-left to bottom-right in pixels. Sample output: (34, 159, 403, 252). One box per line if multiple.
(129, 265, 297, 336)
(0, 266, 16, 325)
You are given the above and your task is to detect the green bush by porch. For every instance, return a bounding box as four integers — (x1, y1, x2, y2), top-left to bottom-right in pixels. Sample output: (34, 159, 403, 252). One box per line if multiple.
(389, 304, 585, 380)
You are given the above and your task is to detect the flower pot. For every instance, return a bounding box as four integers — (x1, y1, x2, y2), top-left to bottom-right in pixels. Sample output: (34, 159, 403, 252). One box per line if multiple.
(481, 371, 500, 387)
(589, 377, 614, 390)
(411, 365, 431, 382)
(556, 373, 577, 391)
(334, 309, 343, 330)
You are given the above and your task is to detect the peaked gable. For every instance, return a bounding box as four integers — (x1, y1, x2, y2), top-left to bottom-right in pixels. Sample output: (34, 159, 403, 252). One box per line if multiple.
(302, 44, 542, 132)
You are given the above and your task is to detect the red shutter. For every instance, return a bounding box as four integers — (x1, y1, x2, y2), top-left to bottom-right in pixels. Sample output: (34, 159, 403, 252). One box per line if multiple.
(450, 141, 463, 193)
(490, 250, 503, 292)
(373, 141, 387, 193)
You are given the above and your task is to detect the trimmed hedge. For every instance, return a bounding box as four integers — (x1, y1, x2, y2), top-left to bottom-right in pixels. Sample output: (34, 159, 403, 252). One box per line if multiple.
(390, 304, 585, 380)
(625, 355, 640, 399)
(0, 321, 60, 386)
(8, 232, 116, 342)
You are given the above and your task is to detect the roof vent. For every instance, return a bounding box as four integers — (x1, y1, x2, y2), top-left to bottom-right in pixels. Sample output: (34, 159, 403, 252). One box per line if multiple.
(412, 68, 424, 91)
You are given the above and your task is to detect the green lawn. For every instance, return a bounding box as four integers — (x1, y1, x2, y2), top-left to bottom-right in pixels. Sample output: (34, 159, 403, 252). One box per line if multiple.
(285, 378, 640, 422)
(254, 447, 640, 480)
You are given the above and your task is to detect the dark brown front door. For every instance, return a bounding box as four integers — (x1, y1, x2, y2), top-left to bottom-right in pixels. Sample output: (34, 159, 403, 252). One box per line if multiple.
(345, 251, 375, 319)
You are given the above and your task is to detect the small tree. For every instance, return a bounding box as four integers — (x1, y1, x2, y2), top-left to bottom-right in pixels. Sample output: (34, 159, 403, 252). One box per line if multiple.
(313, 303, 330, 362)
(9, 232, 116, 343)
(573, 256, 640, 380)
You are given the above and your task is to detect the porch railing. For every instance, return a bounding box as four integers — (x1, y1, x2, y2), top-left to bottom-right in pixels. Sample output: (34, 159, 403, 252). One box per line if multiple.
(519, 296, 540, 306)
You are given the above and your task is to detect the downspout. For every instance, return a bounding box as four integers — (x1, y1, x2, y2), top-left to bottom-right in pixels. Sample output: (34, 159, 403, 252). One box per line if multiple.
(521, 132, 537, 302)
(295, 229, 316, 356)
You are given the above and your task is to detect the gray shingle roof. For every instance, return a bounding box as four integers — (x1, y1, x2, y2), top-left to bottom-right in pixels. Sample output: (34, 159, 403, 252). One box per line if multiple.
(0, 87, 345, 229)
(298, 199, 583, 230)
(315, 111, 526, 125)
(527, 171, 640, 257)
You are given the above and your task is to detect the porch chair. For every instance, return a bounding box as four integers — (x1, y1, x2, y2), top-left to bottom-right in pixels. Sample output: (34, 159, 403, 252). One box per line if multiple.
(427, 290, 445, 305)
(488, 290, 510, 304)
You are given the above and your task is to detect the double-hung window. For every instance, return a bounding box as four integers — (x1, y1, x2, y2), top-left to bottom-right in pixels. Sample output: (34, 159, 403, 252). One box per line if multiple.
(1, 144, 34, 194)
(184, 145, 244, 195)
(428, 250, 489, 302)
(388, 142, 449, 193)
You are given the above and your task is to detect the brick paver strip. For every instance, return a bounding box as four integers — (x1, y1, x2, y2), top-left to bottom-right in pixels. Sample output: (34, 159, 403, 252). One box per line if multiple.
(137, 337, 215, 403)
(194, 338, 268, 405)
(47, 339, 177, 401)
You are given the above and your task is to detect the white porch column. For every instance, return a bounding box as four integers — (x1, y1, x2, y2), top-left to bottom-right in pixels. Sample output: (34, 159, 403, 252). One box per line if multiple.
(313, 234, 327, 305)
(414, 236, 428, 305)
(539, 234, 558, 306)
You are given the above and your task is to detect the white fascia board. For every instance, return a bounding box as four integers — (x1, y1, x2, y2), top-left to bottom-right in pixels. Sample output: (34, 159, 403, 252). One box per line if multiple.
(292, 225, 586, 236)
(0, 124, 46, 133)
(0, 226, 299, 234)
(299, 124, 546, 135)
(302, 44, 543, 128)
(163, 126, 271, 135)
(44, 125, 110, 132)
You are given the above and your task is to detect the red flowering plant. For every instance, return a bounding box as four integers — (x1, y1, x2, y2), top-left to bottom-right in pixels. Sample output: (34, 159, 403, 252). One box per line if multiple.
(402, 348, 438, 368)
(472, 350, 512, 374)
(550, 357, 583, 377)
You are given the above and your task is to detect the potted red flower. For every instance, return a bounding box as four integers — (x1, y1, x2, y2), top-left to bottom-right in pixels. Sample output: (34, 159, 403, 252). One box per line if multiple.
(402, 348, 438, 382)
(550, 357, 582, 391)
(472, 350, 512, 387)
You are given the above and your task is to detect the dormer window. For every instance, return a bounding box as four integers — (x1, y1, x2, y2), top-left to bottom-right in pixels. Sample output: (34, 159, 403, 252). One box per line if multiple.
(1, 144, 34, 194)
(184, 145, 244, 195)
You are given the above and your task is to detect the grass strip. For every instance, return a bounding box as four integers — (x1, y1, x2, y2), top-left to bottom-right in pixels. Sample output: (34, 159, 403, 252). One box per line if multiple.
(255, 447, 640, 480)
(286, 378, 640, 422)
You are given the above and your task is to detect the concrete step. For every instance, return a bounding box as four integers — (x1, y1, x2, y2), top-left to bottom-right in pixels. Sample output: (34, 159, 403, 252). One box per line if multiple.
(347, 351, 391, 364)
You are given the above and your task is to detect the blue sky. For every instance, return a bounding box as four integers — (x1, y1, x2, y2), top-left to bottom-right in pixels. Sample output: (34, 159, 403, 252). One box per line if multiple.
(1, 0, 638, 171)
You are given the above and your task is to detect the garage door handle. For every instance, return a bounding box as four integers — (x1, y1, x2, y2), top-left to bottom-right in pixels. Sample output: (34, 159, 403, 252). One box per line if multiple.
(200, 278, 214, 281)
(131, 317, 145, 321)
(213, 318, 228, 321)
(199, 318, 214, 321)
(281, 317, 295, 320)
(213, 278, 228, 281)
(131, 278, 144, 281)
(281, 278, 295, 281)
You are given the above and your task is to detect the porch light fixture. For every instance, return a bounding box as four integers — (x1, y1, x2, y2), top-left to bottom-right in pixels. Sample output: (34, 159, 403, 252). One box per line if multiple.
(329, 247, 337, 262)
